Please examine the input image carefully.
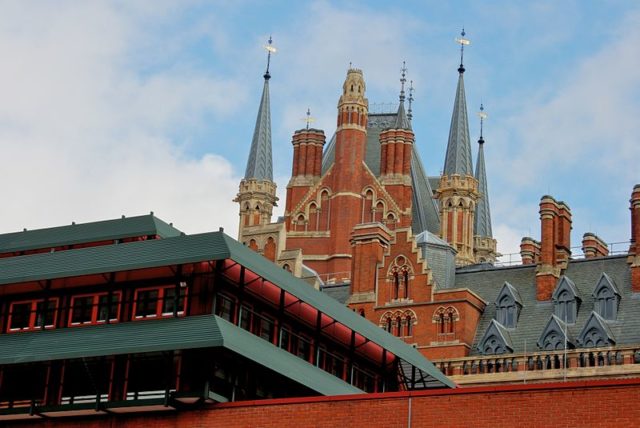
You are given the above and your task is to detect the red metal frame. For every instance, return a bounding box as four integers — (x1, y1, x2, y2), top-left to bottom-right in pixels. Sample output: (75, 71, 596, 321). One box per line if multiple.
(7, 298, 59, 332)
(67, 291, 122, 327)
(132, 284, 188, 320)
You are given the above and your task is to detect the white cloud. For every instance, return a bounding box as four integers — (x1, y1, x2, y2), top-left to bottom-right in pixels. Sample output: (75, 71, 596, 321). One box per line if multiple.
(0, 2, 243, 237)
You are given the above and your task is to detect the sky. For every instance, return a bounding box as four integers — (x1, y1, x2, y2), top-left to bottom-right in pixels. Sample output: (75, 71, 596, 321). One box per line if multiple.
(0, 0, 639, 261)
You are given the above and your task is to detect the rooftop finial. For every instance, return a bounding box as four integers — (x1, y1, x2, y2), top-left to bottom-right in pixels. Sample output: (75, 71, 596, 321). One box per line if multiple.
(477, 103, 487, 143)
(303, 107, 315, 130)
(455, 27, 470, 74)
(399, 61, 407, 102)
(263, 35, 277, 80)
(408, 80, 414, 121)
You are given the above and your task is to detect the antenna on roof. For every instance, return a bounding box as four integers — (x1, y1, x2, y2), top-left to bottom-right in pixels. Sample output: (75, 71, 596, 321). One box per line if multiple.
(455, 27, 470, 73)
(263, 35, 277, 80)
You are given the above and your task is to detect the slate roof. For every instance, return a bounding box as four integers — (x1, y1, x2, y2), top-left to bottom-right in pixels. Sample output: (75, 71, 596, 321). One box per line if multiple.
(455, 255, 635, 355)
(0, 214, 182, 254)
(244, 76, 273, 181)
(474, 138, 493, 238)
(322, 112, 440, 235)
(442, 72, 473, 176)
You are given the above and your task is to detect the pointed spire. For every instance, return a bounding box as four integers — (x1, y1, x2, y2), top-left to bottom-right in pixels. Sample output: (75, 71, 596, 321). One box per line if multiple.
(244, 37, 275, 181)
(474, 104, 493, 238)
(443, 30, 473, 176)
(407, 80, 414, 122)
(393, 61, 411, 130)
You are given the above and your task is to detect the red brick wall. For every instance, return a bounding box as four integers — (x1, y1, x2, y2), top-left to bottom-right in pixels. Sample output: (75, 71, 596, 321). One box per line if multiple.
(19, 378, 640, 428)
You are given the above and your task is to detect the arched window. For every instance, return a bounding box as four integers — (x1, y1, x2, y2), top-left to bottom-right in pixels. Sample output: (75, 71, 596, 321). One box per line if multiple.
(386, 213, 396, 230)
(403, 270, 409, 299)
(483, 336, 505, 354)
(405, 314, 413, 337)
(577, 312, 615, 348)
(295, 214, 306, 232)
(363, 189, 374, 222)
(386, 317, 392, 333)
(264, 237, 276, 262)
(593, 273, 619, 321)
(319, 190, 330, 230)
(395, 316, 402, 337)
(552, 277, 580, 324)
(282, 264, 291, 272)
(392, 271, 400, 300)
(477, 320, 513, 355)
(434, 307, 458, 339)
(495, 282, 522, 329)
(358, 309, 365, 317)
(248, 239, 258, 251)
(308, 203, 318, 231)
(374, 201, 384, 223)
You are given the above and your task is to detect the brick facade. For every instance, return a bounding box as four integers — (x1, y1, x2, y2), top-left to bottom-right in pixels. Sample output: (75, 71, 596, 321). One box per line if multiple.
(17, 378, 640, 428)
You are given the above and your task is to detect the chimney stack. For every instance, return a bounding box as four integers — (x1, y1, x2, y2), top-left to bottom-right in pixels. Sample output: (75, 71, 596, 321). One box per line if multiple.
(520, 237, 541, 265)
(629, 184, 640, 291)
(582, 233, 609, 259)
(536, 195, 572, 300)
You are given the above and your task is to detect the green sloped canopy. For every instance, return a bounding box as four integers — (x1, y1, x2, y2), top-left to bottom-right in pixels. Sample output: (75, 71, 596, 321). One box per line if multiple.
(0, 215, 182, 254)
(0, 315, 362, 397)
(0, 230, 454, 389)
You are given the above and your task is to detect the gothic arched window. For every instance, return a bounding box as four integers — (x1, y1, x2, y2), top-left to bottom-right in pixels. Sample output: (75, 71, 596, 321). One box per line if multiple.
(495, 282, 522, 328)
(552, 276, 580, 324)
(592, 273, 620, 321)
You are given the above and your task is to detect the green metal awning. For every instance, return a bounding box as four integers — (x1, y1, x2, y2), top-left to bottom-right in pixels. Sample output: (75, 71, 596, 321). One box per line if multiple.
(0, 214, 182, 254)
(0, 315, 362, 397)
(0, 230, 454, 389)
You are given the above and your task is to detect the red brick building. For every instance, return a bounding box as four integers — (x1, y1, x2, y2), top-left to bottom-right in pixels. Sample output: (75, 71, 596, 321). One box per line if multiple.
(237, 36, 640, 386)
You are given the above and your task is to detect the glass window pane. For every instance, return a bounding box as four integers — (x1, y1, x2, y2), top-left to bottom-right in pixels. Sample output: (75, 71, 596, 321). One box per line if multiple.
(9, 302, 32, 330)
(135, 290, 159, 318)
(35, 300, 57, 328)
(215, 295, 235, 322)
(71, 296, 94, 324)
(97, 293, 120, 322)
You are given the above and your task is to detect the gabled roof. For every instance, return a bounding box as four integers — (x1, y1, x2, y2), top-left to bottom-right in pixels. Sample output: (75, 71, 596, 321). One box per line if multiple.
(456, 255, 635, 355)
(477, 320, 513, 355)
(577, 311, 616, 347)
(592, 272, 620, 297)
(552, 276, 581, 301)
(443, 73, 473, 176)
(0, 214, 182, 254)
(322, 112, 441, 235)
(495, 281, 522, 307)
(0, 230, 453, 389)
(537, 314, 574, 350)
(244, 76, 273, 181)
(0, 315, 361, 396)
(474, 139, 492, 238)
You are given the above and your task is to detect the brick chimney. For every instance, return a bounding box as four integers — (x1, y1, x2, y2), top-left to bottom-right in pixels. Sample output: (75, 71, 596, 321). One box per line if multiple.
(582, 233, 609, 259)
(348, 223, 392, 309)
(536, 195, 572, 301)
(629, 184, 640, 292)
(520, 237, 541, 265)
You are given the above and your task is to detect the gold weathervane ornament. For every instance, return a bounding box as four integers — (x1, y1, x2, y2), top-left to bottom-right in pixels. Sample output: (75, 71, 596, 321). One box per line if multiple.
(302, 108, 315, 130)
(455, 28, 470, 71)
(263, 36, 277, 77)
(478, 103, 487, 140)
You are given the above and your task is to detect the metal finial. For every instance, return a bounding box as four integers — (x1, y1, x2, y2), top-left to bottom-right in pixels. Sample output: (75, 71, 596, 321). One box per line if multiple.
(477, 103, 487, 143)
(455, 27, 470, 74)
(399, 61, 407, 102)
(263, 35, 277, 80)
(349, 61, 353, 69)
(302, 107, 315, 130)
(408, 80, 414, 121)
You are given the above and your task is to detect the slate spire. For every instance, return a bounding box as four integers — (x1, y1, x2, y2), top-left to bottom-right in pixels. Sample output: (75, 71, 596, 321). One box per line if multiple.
(474, 104, 493, 238)
(243, 36, 275, 181)
(393, 61, 411, 130)
(443, 29, 473, 176)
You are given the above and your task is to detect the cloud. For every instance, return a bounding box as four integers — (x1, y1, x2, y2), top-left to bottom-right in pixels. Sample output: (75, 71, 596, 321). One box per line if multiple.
(0, 2, 243, 237)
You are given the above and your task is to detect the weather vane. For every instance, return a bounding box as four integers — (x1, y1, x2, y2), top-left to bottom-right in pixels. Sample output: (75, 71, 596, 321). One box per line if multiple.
(455, 28, 470, 72)
(400, 61, 407, 102)
(302, 108, 315, 130)
(263, 35, 277, 78)
(477, 103, 487, 141)
(408, 80, 414, 121)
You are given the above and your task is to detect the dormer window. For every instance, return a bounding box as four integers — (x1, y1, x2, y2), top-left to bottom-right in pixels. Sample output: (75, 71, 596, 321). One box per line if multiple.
(552, 276, 580, 324)
(592, 273, 620, 321)
(478, 320, 513, 355)
(494, 282, 522, 328)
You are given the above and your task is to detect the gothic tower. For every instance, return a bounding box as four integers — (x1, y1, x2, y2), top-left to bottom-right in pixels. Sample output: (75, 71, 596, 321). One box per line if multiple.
(434, 30, 479, 266)
(235, 38, 278, 243)
(473, 104, 498, 263)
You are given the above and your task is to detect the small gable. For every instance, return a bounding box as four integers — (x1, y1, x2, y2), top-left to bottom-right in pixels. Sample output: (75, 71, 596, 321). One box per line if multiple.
(537, 315, 574, 351)
(592, 272, 620, 321)
(478, 320, 513, 355)
(577, 311, 616, 348)
(552, 276, 581, 324)
(494, 282, 522, 329)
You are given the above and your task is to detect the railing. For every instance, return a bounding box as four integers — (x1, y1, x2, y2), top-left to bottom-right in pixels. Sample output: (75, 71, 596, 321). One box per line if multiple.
(433, 345, 640, 383)
(495, 240, 631, 268)
(318, 271, 351, 284)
